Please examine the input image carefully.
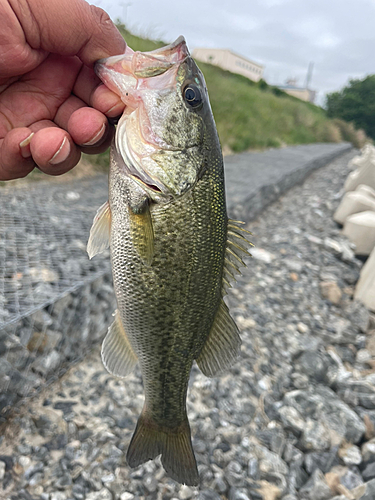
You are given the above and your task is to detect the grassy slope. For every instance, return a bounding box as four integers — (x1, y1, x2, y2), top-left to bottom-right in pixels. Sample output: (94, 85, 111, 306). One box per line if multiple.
(114, 27, 365, 151)
(198, 62, 332, 152)
(116, 26, 165, 52)
(86, 26, 365, 170)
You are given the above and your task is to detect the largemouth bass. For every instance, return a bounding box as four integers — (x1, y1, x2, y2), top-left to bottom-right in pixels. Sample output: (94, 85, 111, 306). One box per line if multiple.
(87, 36, 252, 486)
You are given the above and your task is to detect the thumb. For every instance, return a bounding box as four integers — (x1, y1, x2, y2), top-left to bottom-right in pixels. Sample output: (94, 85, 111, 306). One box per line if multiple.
(12, 0, 126, 65)
(76, 3, 127, 65)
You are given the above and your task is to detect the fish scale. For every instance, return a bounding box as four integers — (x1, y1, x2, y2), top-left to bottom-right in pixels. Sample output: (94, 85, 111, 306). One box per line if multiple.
(110, 146, 226, 420)
(87, 35, 252, 485)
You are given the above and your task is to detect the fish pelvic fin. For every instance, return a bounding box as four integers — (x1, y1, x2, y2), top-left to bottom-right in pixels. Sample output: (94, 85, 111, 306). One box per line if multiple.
(101, 310, 138, 378)
(196, 299, 241, 377)
(127, 407, 199, 486)
(87, 201, 111, 259)
(129, 201, 154, 266)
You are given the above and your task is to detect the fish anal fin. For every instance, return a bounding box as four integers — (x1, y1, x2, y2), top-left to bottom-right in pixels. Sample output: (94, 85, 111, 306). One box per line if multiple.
(101, 310, 137, 378)
(87, 201, 111, 259)
(127, 407, 199, 486)
(196, 300, 241, 377)
(129, 201, 154, 266)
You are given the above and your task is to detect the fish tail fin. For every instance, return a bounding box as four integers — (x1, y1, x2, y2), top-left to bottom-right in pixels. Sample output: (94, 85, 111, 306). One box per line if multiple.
(127, 407, 199, 486)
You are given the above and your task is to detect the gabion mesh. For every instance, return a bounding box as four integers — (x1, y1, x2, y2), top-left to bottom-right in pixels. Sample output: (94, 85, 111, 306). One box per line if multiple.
(0, 175, 115, 422)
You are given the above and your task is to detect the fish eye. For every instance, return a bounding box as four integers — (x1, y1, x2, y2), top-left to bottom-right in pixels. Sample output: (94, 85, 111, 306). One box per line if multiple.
(183, 85, 202, 108)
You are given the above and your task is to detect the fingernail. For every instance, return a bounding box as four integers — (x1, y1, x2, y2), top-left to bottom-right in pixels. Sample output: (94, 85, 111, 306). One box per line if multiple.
(19, 132, 34, 158)
(82, 123, 106, 146)
(49, 137, 70, 164)
(106, 102, 125, 117)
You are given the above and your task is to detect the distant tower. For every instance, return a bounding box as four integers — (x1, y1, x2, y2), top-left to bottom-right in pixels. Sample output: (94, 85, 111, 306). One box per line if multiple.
(305, 62, 314, 89)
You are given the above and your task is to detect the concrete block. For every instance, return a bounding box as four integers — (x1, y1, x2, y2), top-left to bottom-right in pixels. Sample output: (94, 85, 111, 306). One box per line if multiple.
(357, 184, 375, 200)
(343, 211, 375, 255)
(355, 246, 375, 311)
(349, 144, 375, 170)
(344, 155, 375, 192)
(334, 191, 375, 225)
(361, 144, 375, 157)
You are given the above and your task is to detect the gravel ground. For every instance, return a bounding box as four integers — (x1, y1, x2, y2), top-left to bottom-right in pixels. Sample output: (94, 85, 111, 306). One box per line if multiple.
(0, 143, 350, 424)
(0, 176, 114, 421)
(2, 150, 375, 500)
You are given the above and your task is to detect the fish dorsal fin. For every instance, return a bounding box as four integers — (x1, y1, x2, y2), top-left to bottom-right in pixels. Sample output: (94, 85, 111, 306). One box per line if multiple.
(87, 201, 111, 259)
(196, 219, 252, 377)
(129, 202, 154, 266)
(222, 219, 253, 294)
(196, 299, 241, 377)
(101, 310, 138, 378)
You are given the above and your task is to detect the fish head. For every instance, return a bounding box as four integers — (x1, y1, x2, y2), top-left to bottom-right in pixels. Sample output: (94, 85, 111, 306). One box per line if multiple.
(95, 36, 220, 202)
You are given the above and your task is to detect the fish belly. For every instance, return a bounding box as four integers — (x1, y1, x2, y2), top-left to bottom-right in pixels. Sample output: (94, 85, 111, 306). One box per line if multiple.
(108, 161, 227, 485)
(112, 179, 226, 420)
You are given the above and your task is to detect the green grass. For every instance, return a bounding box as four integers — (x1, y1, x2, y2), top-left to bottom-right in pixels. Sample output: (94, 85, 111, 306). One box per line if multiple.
(116, 23, 165, 52)
(197, 62, 354, 152)
(85, 27, 367, 169)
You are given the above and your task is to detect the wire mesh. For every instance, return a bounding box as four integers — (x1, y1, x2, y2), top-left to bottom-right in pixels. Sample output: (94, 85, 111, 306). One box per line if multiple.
(0, 175, 115, 422)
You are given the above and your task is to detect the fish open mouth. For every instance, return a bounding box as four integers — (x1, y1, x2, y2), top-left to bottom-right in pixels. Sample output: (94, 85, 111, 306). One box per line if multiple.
(96, 37, 196, 200)
(94, 36, 189, 102)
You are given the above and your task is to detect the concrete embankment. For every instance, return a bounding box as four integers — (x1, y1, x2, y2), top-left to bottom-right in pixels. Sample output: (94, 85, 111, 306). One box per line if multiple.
(225, 142, 352, 221)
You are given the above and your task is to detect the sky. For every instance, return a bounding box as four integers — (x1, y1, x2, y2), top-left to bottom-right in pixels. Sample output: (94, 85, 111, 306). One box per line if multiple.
(90, 0, 375, 106)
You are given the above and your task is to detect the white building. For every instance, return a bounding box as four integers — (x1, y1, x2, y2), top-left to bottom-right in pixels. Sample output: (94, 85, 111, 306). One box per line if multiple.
(192, 48, 264, 83)
(277, 79, 316, 103)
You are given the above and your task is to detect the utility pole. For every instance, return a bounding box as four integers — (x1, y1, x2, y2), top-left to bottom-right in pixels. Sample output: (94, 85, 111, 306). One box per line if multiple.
(120, 2, 132, 26)
(305, 62, 314, 89)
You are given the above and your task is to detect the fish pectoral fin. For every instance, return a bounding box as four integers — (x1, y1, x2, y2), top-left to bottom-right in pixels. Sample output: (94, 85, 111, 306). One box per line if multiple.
(101, 310, 137, 378)
(129, 201, 154, 266)
(196, 299, 241, 377)
(87, 201, 111, 259)
(127, 406, 199, 486)
(222, 219, 253, 295)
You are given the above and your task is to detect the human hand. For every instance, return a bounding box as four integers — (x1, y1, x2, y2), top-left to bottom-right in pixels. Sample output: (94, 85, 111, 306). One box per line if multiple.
(0, 0, 126, 180)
